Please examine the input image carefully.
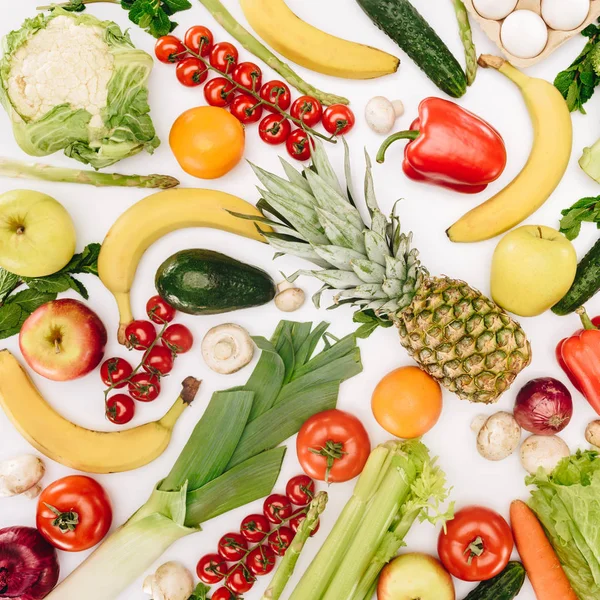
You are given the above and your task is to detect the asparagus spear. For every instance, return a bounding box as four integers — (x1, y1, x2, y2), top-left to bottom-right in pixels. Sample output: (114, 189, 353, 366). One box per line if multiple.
(262, 491, 328, 600)
(0, 159, 179, 189)
(451, 0, 477, 86)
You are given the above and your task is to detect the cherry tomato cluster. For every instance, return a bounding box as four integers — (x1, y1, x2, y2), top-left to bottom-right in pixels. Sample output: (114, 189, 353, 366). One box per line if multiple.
(100, 296, 194, 425)
(155, 27, 355, 162)
(196, 475, 317, 597)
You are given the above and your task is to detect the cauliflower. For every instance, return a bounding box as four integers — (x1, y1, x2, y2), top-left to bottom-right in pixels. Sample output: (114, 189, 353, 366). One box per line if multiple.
(0, 9, 159, 169)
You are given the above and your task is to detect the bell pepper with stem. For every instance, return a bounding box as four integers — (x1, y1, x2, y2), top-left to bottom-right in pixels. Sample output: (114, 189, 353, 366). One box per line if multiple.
(376, 97, 506, 193)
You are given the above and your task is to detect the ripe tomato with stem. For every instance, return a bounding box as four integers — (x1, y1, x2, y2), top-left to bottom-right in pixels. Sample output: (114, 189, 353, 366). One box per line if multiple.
(143, 345, 174, 376)
(259, 115, 291, 145)
(100, 357, 133, 389)
(268, 526, 295, 556)
(184, 25, 213, 57)
(105, 394, 135, 425)
(290, 95, 323, 127)
(226, 563, 256, 594)
(260, 80, 291, 112)
(323, 104, 356, 135)
(246, 545, 276, 576)
(146, 295, 176, 325)
(233, 62, 262, 92)
(218, 532, 248, 561)
(128, 372, 160, 402)
(263, 494, 293, 524)
(204, 77, 236, 107)
(209, 42, 239, 74)
(230, 94, 263, 124)
(162, 324, 194, 354)
(286, 129, 313, 161)
(196, 553, 228, 584)
(285, 475, 315, 506)
(240, 513, 271, 543)
(176, 57, 208, 87)
(155, 35, 186, 63)
(124, 320, 156, 350)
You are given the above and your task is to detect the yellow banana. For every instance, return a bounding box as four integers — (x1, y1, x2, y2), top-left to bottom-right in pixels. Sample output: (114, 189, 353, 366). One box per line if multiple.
(446, 55, 572, 243)
(239, 0, 399, 79)
(0, 350, 199, 473)
(98, 189, 269, 343)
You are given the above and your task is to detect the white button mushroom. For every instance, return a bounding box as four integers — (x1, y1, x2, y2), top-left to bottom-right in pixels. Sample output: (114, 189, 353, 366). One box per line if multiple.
(520, 434, 570, 475)
(472, 411, 522, 461)
(585, 420, 600, 447)
(201, 324, 254, 374)
(365, 96, 403, 135)
(274, 280, 305, 312)
(0, 454, 45, 498)
(142, 561, 194, 600)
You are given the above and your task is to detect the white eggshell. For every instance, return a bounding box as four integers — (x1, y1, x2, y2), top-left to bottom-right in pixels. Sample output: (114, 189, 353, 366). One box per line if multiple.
(473, 0, 519, 20)
(501, 10, 549, 58)
(542, 0, 590, 30)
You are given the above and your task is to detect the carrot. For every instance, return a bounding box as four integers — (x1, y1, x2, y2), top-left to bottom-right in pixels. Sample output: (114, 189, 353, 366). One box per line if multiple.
(510, 500, 577, 600)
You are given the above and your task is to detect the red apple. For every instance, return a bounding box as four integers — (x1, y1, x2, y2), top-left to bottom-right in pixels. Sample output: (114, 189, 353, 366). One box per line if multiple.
(19, 299, 107, 381)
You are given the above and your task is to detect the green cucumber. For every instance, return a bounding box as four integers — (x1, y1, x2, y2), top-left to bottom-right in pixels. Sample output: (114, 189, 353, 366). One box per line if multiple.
(155, 249, 276, 315)
(553, 238, 600, 315)
(356, 0, 467, 98)
(462, 562, 526, 600)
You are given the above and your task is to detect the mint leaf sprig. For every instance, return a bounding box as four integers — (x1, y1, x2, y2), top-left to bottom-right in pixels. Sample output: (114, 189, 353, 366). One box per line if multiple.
(559, 196, 600, 240)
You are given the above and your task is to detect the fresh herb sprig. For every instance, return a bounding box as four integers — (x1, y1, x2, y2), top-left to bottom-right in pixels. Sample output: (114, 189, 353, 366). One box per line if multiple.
(559, 196, 600, 240)
(0, 243, 100, 340)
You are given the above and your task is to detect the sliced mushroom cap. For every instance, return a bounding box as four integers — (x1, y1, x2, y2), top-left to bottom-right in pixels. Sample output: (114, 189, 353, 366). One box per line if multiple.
(0, 454, 45, 498)
(585, 420, 600, 448)
(202, 323, 254, 374)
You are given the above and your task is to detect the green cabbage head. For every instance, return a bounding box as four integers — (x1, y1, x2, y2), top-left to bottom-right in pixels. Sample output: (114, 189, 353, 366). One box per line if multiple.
(0, 8, 160, 169)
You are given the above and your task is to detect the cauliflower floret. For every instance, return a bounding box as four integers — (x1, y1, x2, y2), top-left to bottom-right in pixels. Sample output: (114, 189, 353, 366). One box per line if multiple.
(7, 16, 114, 122)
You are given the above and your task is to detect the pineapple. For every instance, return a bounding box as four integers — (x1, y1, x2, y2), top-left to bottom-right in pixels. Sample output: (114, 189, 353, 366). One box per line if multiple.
(243, 139, 531, 403)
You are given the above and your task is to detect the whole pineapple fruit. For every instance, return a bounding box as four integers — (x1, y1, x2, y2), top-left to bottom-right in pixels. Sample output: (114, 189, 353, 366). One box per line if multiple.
(242, 140, 531, 403)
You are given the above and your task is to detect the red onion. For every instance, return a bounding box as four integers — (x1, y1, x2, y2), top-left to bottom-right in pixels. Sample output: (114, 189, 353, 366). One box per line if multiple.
(0, 527, 59, 599)
(514, 377, 573, 435)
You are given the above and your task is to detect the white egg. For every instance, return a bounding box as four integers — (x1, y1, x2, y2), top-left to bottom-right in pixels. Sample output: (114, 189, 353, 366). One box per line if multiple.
(542, 0, 590, 31)
(501, 10, 549, 58)
(473, 0, 519, 20)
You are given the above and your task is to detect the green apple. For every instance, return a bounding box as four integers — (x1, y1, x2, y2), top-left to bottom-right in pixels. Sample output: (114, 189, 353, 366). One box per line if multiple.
(378, 553, 455, 600)
(491, 225, 577, 317)
(0, 189, 76, 277)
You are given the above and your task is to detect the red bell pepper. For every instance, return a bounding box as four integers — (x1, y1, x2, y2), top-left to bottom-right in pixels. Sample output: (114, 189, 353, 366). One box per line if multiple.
(376, 97, 507, 194)
(557, 309, 600, 414)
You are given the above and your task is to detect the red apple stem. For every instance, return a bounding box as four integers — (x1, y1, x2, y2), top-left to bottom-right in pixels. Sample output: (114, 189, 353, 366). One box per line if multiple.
(54, 339, 61, 355)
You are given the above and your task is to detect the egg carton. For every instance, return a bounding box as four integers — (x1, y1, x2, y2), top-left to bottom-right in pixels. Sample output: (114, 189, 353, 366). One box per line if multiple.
(463, 0, 600, 67)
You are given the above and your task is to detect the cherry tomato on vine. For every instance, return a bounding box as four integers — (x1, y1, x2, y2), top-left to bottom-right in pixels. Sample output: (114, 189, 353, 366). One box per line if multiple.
(184, 25, 213, 57)
(263, 494, 293, 524)
(230, 94, 263, 124)
(286, 129, 313, 162)
(204, 77, 236, 107)
(290, 95, 323, 127)
(259, 115, 291, 145)
(196, 553, 228, 584)
(285, 475, 315, 506)
(36, 476, 112, 552)
(437, 505, 513, 582)
(176, 57, 208, 87)
(246, 545, 276, 576)
(155, 35, 186, 63)
(226, 564, 255, 595)
(268, 526, 295, 556)
(322, 104, 355, 135)
(100, 357, 133, 389)
(260, 80, 291, 112)
(289, 513, 320, 536)
(146, 295, 176, 324)
(211, 588, 237, 600)
(233, 62, 263, 92)
(125, 320, 157, 350)
(143, 345, 174, 375)
(240, 513, 271, 543)
(218, 532, 248, 561)
(128, 372, 161, 402)
(209, 42, 239, 73)
(105, 394, 135, 425)
(161, 324, 194, 354)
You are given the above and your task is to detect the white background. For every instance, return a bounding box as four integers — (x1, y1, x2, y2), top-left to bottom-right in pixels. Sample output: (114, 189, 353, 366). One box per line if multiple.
(1, 1, 600, 598)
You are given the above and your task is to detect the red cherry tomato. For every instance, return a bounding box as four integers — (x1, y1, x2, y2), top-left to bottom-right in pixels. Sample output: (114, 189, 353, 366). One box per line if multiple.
(105, 394, 135, 425)
(124, 320, 157, 350)
(209, 42, 239, 74)
(176, 57, 208, 87)
(286, 129, 314, 162)
(268, 526, 295, 556)
(184, 25, 213, 57)
(161, 323, 194, 354)
(438, 505, 514, 582)
(226, 564, 255, 595)
(211, 588, 237, 600)
(259, 115, 291, 145)
(204, 77, 236, 107)
(196, 553, 228, 584)
(285, 475, 315, 506)
(263, 494, 293, 524)
(289, 513, 320, 536)
(100, 357, 133, 389)
(233, 61, 263, 92)
(128, 372, 161, 402)
(260, 80, 291, 112)
(218, 532, 248, 561)
(240, 513, 271, 543)
(143, 345, 174, 375)
(290, 95, 323, 127)
(246, 545, 276, 576)
(322, 104, 355, 136)
(146, 296, 176, 324)
(230, 94, 263, 124)
(155, 35, 186, 63)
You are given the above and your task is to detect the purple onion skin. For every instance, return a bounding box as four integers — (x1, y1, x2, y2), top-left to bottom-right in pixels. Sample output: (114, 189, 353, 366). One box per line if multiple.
(0, 527, 59, 599)
(514, 377, 573, 436)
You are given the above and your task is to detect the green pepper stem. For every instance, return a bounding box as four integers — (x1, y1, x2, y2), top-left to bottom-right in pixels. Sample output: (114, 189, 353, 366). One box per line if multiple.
(576, 307, 597, 330)
(376, 130, 420, 164)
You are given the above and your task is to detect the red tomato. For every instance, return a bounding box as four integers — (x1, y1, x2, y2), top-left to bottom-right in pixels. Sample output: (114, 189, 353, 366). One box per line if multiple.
(143, 345, 174, 376)
(196, 553, 228, 584)
(263, 494, 293, 524)
(226, 564, 255, 594)
(211, 588, 237, 600)
(105, 394, 135, 425)
(124, 320, 156, 350)
(233, 62, 263, 92)
(155, 35, 186, 63)
(438, 506, 514, 582)
(184, 25, 213, 57)
(230, 94, 263, 124)
(36, 476, 112, 552)
(286, 129, 313, 161)
(322, 104, 355, 135)
(285, 475, 315, 506)
(289, 513, 320, 536)
(246, 545, 276, 576)
(218, 532, 248, 561)
(100, 357, 133, 389)
(240, 513, 271, 543)
(290, 95, 323, 127)
(204, 77, 236, 107)
(296, 409, 370, 483)
(162, 324, 194, 354)
(209, 42, 239, 74)
(260, 80, 291, 112)
(259, 115, 291, 145)
(176, 57, 208, 87)
(128, 372, 161, 402)
(268, 526, 295, 556)
(146, 295, 176, 324)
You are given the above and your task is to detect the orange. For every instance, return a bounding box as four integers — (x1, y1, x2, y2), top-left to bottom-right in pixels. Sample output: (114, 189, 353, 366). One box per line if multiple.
(371, 366, 442, 439)
(169, 106, 245, 179)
